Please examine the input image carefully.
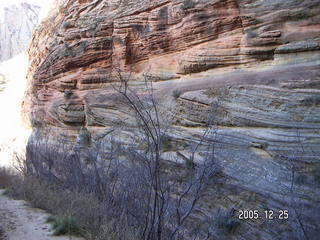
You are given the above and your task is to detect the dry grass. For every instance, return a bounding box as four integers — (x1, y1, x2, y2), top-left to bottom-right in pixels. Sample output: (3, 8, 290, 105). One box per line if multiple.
(0, 168, 137, 240)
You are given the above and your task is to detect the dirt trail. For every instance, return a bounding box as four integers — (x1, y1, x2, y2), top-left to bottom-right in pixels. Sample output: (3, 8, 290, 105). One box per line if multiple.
(0, 190, 84, 240)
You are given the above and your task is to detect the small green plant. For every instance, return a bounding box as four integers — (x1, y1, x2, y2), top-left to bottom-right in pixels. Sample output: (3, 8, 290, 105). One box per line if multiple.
(295, 174, 308, 186)
(246, 30, 257, 39)
(46, 215, 56, 223)
(62, 21, 73, 29)
(185, 157, 195, 169)
(172, 89, 182, 99)
(161, 135, 174, 151)
(3, 189, 12, 196)
(212, 209, 240, 235)
(64, 40, 89, 58)
(78, 41, 89, 53)
(63, 90, 73, 99)
(177, 152, 195, 169)
(133, 24, 150, 35)
(312, 165, 320, 185)
(183, 62, 208, 74)
(314, 174, 320, 185)
(181, 0, 196, 10)
(49, 215, 82, 236)
(64, 43, 74, 57)
(300, 96, 320, 107)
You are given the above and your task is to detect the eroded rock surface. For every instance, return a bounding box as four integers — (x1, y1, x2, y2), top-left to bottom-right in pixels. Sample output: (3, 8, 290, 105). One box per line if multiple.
(24, 0, 320, 239)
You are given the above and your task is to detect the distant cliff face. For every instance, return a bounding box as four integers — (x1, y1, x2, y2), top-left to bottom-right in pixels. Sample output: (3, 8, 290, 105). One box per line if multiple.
(25, 0, 320, 239)
(0, 3, 40, 62)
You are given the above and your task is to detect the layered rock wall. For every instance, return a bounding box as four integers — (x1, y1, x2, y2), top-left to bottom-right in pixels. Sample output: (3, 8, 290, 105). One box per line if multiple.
(24, 0, 320, 239)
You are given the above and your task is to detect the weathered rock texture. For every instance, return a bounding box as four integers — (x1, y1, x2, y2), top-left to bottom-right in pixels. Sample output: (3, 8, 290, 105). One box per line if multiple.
(0, 3, 40, 62)
(25, 0, 320, 239)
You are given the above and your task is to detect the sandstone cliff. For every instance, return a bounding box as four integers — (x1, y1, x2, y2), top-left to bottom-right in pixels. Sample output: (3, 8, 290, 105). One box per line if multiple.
(0, 2, 40, 62)
(25, 0, 320, 239)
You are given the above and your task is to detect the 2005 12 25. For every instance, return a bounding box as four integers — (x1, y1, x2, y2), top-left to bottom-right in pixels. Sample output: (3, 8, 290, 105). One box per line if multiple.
(238, 210, 289, 220)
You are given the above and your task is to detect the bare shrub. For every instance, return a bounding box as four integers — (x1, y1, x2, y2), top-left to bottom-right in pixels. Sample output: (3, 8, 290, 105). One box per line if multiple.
(2, 168, 133, 239)
(16, 69, 220, 240)
(110, 69, 219, 239)
(0, 167, 14, 189)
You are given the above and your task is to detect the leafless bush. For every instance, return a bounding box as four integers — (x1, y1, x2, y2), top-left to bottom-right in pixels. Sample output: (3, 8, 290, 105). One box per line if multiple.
(109, 69, 219, 239)
(18, 69, 219, 240)
(0, 167, 15, 189)
(2, 170, 136, 239)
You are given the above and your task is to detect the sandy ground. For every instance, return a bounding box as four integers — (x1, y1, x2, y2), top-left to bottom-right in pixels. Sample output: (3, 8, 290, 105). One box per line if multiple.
(0, 190, 84, 240)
